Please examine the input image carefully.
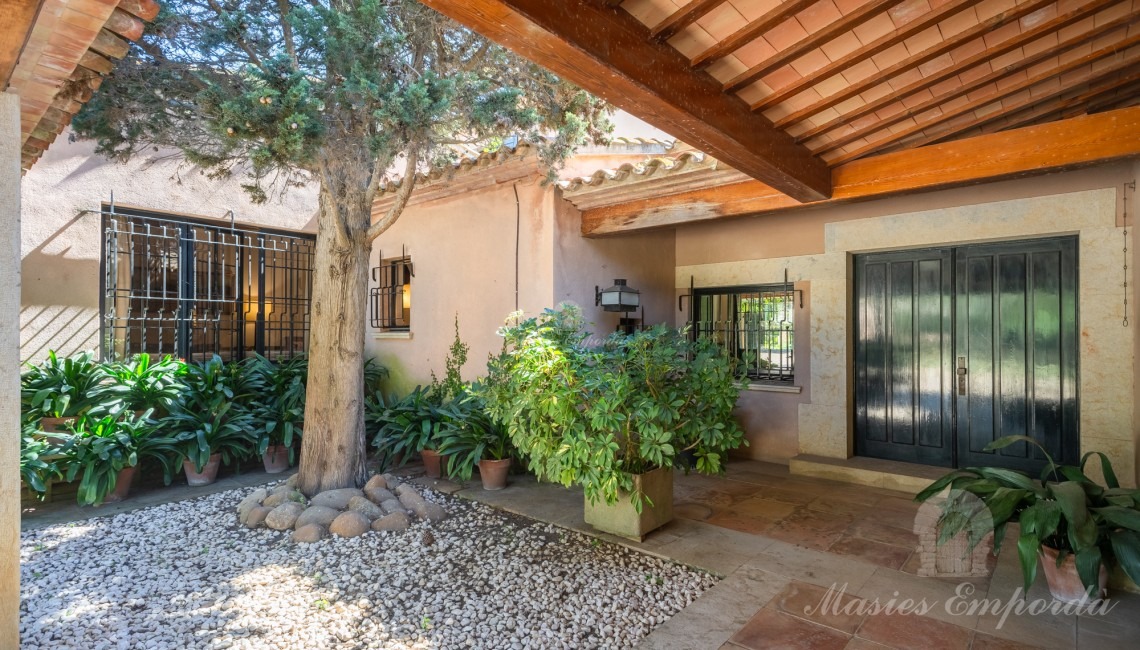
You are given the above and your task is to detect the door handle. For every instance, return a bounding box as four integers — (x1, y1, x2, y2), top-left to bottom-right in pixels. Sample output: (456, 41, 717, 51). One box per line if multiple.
(957, 357, 967, 395)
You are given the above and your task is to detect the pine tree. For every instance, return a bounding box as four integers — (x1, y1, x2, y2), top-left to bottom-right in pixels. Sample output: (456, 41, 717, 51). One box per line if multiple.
(73, 0, 610, 494)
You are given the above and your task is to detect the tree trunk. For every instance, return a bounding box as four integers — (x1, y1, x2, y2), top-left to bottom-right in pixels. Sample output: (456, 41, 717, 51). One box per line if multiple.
(296, 193, 372, 495)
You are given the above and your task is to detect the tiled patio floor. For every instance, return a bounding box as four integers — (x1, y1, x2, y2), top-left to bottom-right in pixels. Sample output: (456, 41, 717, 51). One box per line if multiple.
(454, 460, 1140, 650)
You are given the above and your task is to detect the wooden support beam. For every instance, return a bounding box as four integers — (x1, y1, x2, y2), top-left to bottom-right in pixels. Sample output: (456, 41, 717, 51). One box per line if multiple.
(652, 0, 732, 41)
(722, 0, 903, 93)
(105, 7, 145, 42)
(0, 0, 44, 88)
(791, 0, 1120, 141)
(579, 106, 1140, 235)
(773, 0, 1057, 129)
(825, 38, 1140, 165)
(812, 16, 1138, 154)
(690, 0, 817, 68)
(750, 0, 979, 112)
(419, 0, 832, 201)
(117, 0, 160, 21)
(89, 28, 130, 60)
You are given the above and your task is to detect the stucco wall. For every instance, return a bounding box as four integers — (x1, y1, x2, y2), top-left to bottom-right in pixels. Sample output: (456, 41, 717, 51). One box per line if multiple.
(676, 164, 1139, 486)
(19, 132, 318, 363)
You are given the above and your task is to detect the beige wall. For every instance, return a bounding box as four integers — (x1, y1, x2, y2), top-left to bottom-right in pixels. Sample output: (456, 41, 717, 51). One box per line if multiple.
(676, 164, 1140, 486)
(19, 132, 318, 363)
(367, 177, 677, 395)
(2, 90, 23, 650)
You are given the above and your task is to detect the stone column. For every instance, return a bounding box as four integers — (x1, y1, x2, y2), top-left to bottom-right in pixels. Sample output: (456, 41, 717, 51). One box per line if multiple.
(0, 90, 22, 648)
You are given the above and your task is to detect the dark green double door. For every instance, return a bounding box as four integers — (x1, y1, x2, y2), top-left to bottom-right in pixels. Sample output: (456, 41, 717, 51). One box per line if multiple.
(854, 237, 1079, 472)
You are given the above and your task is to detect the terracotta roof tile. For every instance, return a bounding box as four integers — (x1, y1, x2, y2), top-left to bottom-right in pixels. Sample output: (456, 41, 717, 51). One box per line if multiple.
(798, 1, 845, 32)
(891, 0, 935, 26)
(766, 16, 809, 50)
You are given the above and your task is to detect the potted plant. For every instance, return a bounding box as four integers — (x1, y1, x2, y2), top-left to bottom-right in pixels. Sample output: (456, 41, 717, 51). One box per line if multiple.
(90, 353, 185, 418)
(436, 384, 514, 490)
(369, 386, 446, 477)
(251, 354, 307, 473)
(20, 424, 63, 501)
(58, 411, 182, 505)
(21, 350, 104, 434)
(164, 356, 258, 486)
(917, 435, 1140, 603)
(483, 305, 746, 540)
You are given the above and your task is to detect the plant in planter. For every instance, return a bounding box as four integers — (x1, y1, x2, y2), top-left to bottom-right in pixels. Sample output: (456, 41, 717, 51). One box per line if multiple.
(482, 304, 746, 540)
(90, 353, 185, 418)
(58, 412, 182, 505)
(164, 355, 258, 486)
(20, 425, 63, 499)
(251, 354, 307, 473)
(436, 384, 514, 490)
(917, 435, 1140, 603)
(21, 350, 104, 433)
(368, 386, 446, 476)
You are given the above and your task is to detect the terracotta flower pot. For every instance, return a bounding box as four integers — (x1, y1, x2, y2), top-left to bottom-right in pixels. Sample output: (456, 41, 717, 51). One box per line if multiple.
(103, 465, 137, 504)
(262, 444, 290, 474)
(1040, 545, 1108, 603)
(184, 453, 222, 486)
(38, 416, 78, 440)
(421, 449, 443, 479)
(478, 458, 511, 491)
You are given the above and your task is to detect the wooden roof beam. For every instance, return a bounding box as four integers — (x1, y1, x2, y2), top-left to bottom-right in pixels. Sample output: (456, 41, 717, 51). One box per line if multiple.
(723, 0, 904, 93)
(652, 0, 732, 41)
(419, 0, 832, 201)
(0, 0, 44, 88)
(579, 106, 1140, 235)
(825, 38, 1140, 165)
(773, 0, 1059, 129)
(811, 15, 1139, 154)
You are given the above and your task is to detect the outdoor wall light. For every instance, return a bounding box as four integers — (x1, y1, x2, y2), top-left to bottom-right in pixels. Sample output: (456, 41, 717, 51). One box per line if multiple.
(402, 282, 411, 310)
(596, 279, 640, 313)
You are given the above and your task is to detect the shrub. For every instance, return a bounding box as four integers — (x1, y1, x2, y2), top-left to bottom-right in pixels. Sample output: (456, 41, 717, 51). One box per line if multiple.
(483, 304, 746, 508)
(90, 353, 185, 417)
(60, 412, 182, 505)
(21, 351, 104, 420)
(163, 355, 258, 471)
(250, 354, 308, 463)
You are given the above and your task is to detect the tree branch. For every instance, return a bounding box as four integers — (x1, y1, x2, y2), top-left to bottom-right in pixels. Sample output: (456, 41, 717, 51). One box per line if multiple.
(204, 0, 268, 72)
(276, 0, 299, 70)
(366, 148, 419, 244)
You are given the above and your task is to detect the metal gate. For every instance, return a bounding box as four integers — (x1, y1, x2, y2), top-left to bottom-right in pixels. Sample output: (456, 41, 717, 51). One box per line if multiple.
(100, 207, 315, 362)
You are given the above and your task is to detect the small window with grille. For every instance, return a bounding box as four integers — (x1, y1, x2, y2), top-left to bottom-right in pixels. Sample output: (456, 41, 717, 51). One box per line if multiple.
(370, 256, 412, 331)
(693, 284, 796, 383)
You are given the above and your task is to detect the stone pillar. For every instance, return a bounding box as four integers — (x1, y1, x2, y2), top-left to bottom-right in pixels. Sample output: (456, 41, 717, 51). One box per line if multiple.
(0, 90, 22, 648)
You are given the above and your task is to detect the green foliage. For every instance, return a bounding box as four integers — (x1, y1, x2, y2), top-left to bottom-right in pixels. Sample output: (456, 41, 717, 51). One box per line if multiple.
(90, 353, 185, 417)
(163, 355, 258, 471)
(21, 351, 104, 420)
(250, 354, 308, 464)
(482, 304, 747, 510)
(73, 0, 612, 203)
(368, 385, 445, 463)
(917, 435, 1140, 597)
(436, 382, 512, 481)
(429, 314, 468, 402)
(60, 412, 183, 506)
(20, 426, 62, 497)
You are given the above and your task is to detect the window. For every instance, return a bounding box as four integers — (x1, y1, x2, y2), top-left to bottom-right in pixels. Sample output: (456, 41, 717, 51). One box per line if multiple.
(101, 208, 315, 362)
(370, 256, 412, 331)
(693, 285, 796, 383)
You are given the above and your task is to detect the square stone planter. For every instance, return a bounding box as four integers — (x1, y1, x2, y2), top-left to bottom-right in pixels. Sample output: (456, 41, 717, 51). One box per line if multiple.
(584, 466, 673, 541)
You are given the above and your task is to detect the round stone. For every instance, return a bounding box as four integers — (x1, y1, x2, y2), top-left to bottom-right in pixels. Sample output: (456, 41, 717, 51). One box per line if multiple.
(295, 505, 340, 529)
(243, 506, 271, 529)
(329, 511, 370, 538)
(309, 488, 365, 510)
(292, 524, 327, 544)
(348, 496, 385, 521)
(264, 502, 305, 531)
(371, 512, 410, 532)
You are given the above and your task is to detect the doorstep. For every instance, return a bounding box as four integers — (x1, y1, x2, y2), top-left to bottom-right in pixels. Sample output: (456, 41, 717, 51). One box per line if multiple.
(788, 454, 949, 495)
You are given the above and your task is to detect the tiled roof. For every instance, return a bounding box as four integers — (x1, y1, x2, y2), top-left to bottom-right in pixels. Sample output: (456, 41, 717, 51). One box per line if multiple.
(557, 149, 749, 211)
(6, 0, 159, 170)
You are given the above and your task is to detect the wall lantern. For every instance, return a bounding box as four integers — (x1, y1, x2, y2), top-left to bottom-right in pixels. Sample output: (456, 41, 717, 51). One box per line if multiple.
(401, 281, 411, 310)
(595, 279, 640, 313)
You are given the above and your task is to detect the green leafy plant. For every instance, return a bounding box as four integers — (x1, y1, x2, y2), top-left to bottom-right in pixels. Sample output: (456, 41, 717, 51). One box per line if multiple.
(436, 383, 513, 481)
(917, 435, 1140, 596)
(90, 353, 185, 417)
(368, 386, 446, 464)
(20, 424, 62, 497)
(482, 304, 746, 509)
(430, 314, 469, 402)
(59, 412, 182, 505)
(21, 351, 104, 420)
(251, 354, 308, 464)
(164, 356, 258, 471)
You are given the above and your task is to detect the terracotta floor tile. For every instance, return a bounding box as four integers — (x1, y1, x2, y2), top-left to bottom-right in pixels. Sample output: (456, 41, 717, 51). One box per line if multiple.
(969, 632, 1042, 649)
(856, 612, 974, 650)
(707, 511, 779, 535)
(843, 639, 891, 650)
(779, 508, 859, 534)
(807, 495, 874, 517)
(846, 520, 918, 548)
(730, 606, 852, 650)
(751, 485, 824, 506)
(734, 496, 801, 520)
(771, 580, 868, 634)
(673, 501, 714, 521)
(827, 536, 913, 570)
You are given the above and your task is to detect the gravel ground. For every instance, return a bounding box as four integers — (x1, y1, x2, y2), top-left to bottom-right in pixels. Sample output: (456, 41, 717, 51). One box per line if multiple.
(20, 482, 717, 649)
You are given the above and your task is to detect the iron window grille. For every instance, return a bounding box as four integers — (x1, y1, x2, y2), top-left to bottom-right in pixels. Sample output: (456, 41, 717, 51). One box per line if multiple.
(370, 256, 412, 331)
(101, 206, 315, 362)
(692, 284, 796, 383)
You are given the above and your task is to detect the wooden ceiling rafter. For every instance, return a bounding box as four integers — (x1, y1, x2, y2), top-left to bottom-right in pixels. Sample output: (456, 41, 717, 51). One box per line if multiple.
(827, 41, 1140, 164)
(723, 0, 906, 93)
(769, 0, 1059, 129)
(651, 0, 732, 41)
(690, 0, 819, 68)
(417, 0, 833, 201)
(750, 0, 981, 113)
(810, 14, 1140, 153)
